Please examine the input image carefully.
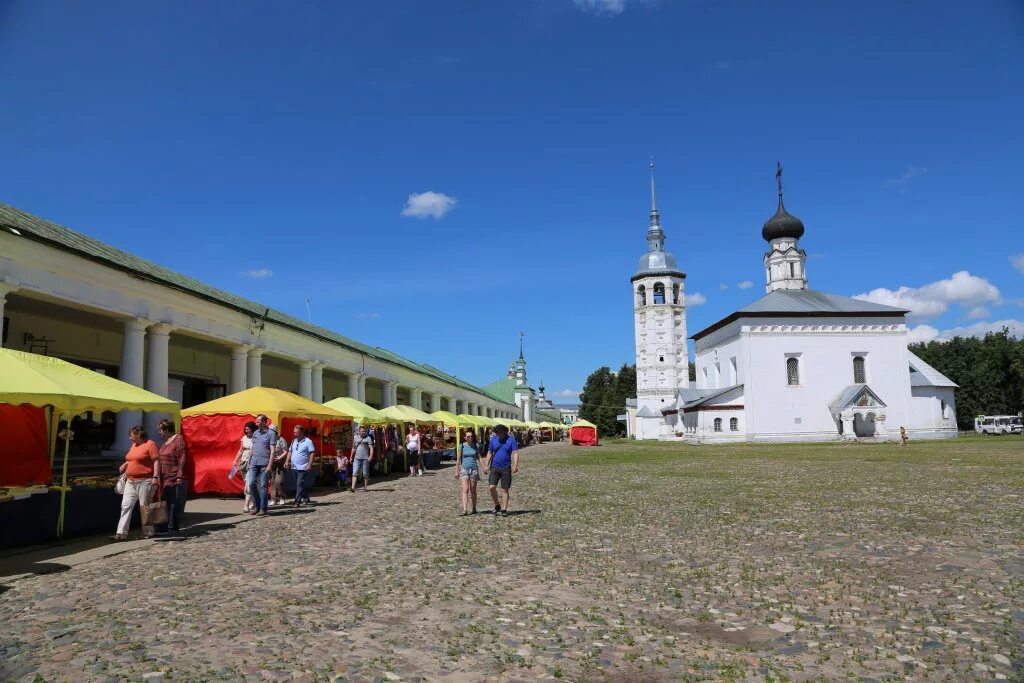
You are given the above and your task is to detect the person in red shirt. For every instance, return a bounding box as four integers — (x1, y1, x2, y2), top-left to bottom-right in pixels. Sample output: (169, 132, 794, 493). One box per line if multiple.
(115, 425, 161, 541)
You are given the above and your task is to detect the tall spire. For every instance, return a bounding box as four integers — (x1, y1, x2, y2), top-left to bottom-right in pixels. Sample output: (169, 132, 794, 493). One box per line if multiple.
(649, 156, 660, 228)
(776, 161, 783, 199)
(519, 331, 525, 360)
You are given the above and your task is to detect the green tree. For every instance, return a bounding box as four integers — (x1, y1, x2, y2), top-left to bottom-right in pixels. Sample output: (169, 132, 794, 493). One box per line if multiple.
(579, 363, 638, 436)
(910, 328, 1024, 429)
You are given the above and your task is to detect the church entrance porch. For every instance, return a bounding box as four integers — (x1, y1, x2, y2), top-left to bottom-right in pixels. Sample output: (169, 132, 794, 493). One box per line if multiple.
(830, 384, 889, 441)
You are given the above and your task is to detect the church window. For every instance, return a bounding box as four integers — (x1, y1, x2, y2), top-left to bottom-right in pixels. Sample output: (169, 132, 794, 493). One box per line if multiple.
(637, 285, 646, 306)
(672, 283, 680, 304)
(659, 356, 664, 363)
(853, 356, 866, 383)
(713, 417, 722, 432)
(789, 262, 795, 277)
(786, 357, 800, 386)
(729, 417, 738, 431)
(653, 282, 666, 304)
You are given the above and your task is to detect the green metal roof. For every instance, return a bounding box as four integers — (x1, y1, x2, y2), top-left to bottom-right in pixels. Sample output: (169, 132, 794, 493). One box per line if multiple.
(483, 377, 516, 404)
(0, 202, 513, 405)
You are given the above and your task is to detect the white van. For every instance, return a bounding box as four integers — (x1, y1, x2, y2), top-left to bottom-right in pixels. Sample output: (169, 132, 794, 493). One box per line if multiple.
(974, 415, 1023, 435)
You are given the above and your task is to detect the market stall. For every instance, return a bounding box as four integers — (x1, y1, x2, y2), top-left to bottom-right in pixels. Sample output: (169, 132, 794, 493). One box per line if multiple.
(322, 397, 389, 479)
(570, 419, 600, 447)
(0, 348, 180, 543)
(181, 387, 351, 496)
(379, 405, 443, 471)
(433, 410, 481, 460)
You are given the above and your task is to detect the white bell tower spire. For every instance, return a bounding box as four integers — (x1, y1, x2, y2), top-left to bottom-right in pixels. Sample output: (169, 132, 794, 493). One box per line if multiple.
(631, 158, 689, 440)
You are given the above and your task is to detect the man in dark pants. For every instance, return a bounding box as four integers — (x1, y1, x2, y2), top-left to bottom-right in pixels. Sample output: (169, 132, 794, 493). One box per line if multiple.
(248, 414, 276, 517)
(286, 424, 316, 507)
(483, 424, 520, 517)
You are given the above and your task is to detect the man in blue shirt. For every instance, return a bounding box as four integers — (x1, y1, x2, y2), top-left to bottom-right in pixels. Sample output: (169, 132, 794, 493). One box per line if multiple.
(483, 424, 520, 517)
(286, 424, 316, 508)
(248, 414, 277, 516)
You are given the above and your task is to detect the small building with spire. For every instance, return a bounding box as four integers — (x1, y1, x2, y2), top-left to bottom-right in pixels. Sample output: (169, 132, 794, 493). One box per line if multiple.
(633, 164, 958, 443)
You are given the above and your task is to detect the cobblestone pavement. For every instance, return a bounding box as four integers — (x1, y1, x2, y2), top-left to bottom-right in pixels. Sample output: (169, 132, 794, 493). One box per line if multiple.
(1, 438, 1022, 682)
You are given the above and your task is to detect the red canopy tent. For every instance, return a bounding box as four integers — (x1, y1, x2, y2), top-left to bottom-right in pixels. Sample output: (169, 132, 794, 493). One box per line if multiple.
(570, 419, 599, 447)
(0, 404, 51, 486)
(180, 387, 351, 495)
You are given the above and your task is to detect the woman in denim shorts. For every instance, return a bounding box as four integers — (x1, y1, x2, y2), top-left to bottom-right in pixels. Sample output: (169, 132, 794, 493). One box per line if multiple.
(454, 428, 481, 516)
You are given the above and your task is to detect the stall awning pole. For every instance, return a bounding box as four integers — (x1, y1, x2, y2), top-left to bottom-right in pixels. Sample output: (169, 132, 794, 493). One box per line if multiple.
(56, 410, 71, 537)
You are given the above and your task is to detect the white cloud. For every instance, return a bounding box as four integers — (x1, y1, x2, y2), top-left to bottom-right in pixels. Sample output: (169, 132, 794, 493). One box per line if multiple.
(355, 312, 381, 319)
(1011, 254, 1024, 275)
(554, 389, 579, 398)
(684, 292, 706, 306)
(853, 271, 1001, 319)
(884, 165, 928, 188)
(241, 268, 273, 278)
(737, 280, 753, 289)
(719, 283, 729, 290)
(966, 306, 990, 320)
(574, 0, 626, 14)
(401, 191, 457, 219)
(909, 319, 1024, 344)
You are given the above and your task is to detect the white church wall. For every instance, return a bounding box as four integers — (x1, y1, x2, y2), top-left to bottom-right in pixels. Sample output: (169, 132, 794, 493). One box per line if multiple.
(741, 317, 910, 441)
(909, 386, 958, 438)
(695, 325, 745, 391)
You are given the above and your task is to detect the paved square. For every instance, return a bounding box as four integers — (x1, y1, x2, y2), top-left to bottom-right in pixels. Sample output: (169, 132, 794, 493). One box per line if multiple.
(1, 437, 1021, 682)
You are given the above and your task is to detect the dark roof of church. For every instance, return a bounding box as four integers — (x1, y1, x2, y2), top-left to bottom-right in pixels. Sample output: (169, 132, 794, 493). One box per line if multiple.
(691, 289, 908, 340)
(762, 197, 805, 241)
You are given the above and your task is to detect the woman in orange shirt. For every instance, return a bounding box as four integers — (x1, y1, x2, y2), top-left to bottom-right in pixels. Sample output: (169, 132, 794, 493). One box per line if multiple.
(115, 425, 161, 541)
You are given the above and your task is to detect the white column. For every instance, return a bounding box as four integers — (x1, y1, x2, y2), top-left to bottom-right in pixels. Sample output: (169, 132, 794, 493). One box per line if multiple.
(0, 284, 17, 348)
(431, 393, 441, 413)
(347, 373, 359, 399)
(311, 363, 324, 403)
(245, 350, 264, 387)
(229, 344, 249, 394)
(382, 381, 396, 408)
(357, 375, 367, 402)
(144, 323, 173, 440)
(411, 389, 422, 410)
(246, 348, 263, 388)
(113, 318, 148, 453)
(298, 361, 313, 400)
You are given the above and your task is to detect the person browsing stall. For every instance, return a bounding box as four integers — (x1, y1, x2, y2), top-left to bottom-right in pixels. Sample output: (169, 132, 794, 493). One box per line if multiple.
(286, 424, 315, 507)
(248, 415, 276, 517)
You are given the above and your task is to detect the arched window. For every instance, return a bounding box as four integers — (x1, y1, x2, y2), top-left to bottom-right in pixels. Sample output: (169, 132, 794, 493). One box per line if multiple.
(940, 399, 948, 419)
(786, 357, 800, 386)
(789, 262, 795, 277)
(637, 285, 646, 306)
(713, 417, 722, 432)
(653, 282, 666, 304)
(853, 356, 866, 384)
(729, 417, 738, 431)
(672, 283, 680, 304)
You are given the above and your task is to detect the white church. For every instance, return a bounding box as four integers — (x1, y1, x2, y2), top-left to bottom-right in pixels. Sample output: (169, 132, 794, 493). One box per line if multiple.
(630, 163, 958, 443)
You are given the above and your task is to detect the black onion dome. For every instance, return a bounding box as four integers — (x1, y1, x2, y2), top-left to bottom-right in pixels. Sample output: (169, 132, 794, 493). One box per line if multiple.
(762, 196, 805, 241)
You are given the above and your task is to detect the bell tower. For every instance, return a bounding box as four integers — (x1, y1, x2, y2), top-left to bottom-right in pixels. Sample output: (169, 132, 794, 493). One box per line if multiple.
(632, 159, 689, 440)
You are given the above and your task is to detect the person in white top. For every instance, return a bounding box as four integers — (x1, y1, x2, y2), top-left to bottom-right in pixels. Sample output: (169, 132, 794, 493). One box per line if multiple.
(231, 422, 257, 512)
(406, 425, 423, 477)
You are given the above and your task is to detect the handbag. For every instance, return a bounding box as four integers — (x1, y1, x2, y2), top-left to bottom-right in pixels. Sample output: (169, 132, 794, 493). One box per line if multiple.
(141, 484, 168, 527)
(115, 473, 127, 495)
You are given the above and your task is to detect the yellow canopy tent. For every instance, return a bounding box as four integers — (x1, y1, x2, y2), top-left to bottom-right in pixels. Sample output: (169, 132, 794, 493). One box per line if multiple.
(324, 397, 388, 426)
(182, 387, 351, 495)
(525, 420, 541, 429)
(506, 418, 528, 428)
(431, 410, 476, 428)
(182, 386, 351, 424)
(0, 348, 181, 536)
(380, 405, 443, 472)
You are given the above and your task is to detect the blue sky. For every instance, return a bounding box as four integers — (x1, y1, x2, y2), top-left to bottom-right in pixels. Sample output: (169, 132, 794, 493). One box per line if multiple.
(2, 1, 1022, 403)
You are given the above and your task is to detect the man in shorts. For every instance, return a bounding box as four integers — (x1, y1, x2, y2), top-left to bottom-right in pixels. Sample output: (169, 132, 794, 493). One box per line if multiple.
(351, 425, 374, 492)
(483, 424, 519, 517)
